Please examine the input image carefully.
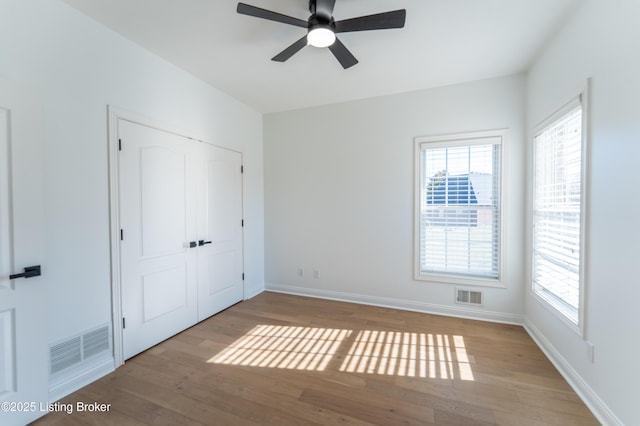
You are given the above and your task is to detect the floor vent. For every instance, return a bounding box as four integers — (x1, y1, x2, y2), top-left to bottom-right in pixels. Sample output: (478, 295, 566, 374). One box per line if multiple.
(50, 324, 111, 375)
(455, 289, 483, 306)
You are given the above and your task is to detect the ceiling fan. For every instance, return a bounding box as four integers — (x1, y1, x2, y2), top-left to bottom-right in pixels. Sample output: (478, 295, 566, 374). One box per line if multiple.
(237, 0, 406, 69)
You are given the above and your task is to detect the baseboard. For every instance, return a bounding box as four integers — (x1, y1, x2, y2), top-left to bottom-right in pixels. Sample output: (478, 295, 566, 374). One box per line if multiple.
(48, 355, 115, 403)
(524, 319, 622, 426)
(265, 282, 523, 325)
(244, 285, 264, 301)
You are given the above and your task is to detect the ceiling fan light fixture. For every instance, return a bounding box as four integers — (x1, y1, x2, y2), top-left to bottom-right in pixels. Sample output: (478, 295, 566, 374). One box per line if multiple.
(307, 26, 336, 48)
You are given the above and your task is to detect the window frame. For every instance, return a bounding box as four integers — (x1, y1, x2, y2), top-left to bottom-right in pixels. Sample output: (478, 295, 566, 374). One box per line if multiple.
(531, 87, 589, 334)
(414, 129, 507, 287)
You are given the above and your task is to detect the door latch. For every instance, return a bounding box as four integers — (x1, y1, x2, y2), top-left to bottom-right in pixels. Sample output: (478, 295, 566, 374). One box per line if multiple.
(10, 265, 42, 280)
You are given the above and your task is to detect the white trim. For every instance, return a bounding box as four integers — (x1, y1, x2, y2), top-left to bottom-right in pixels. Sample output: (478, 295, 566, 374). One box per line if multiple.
(414, 272, 504, 289)
(531, 289, 582, 335)
(265, 282, 523, 326)
(531, 78, 589, 135)
(415, 130, 506, 145)
(107, 105, 246, 368)
(578, 78, 591, 338)
(414, 129, 508, 287)
(107, 106, 123, 367)
(48, 355, 114, 403)
(243, 286, 264, 301)
(524, 319, 623, 426)
(534, 95, 582, 138)
(580, 79, 592, 338)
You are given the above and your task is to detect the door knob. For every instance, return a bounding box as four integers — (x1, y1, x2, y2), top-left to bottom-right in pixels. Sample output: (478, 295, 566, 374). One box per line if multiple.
(10, 265, 41, 280)
(198, 240, 212, 246)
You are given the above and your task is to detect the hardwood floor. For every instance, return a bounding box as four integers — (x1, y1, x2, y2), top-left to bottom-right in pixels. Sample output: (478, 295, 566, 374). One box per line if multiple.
(32, 292, 599, 425)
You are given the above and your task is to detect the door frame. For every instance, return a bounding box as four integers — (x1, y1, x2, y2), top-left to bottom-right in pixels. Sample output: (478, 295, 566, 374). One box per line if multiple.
(107, 106, 245, 367)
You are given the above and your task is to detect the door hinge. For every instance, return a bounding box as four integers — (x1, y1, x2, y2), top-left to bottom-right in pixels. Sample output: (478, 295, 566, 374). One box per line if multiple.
(241, 165, 244, 174)
(241, 219, 244, 227)
(242, 273, 245, 281)
(120, 229, 123, 241)
(122, 317, 126, 329)
(118, 139, 122, 151)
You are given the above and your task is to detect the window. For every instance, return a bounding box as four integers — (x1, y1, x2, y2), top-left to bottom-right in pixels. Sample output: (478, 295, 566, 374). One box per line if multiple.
(532, 95, 586, 327)
(415, 131, 504, 285)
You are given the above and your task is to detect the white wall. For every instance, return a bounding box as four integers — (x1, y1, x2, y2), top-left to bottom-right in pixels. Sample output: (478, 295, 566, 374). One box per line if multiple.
(526, 1, 640, 425)
(0, 0, 264, 381)
(264, 74, 526, 322)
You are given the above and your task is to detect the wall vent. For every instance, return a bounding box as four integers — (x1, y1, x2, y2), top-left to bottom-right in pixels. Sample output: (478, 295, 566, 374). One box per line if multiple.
(83, 326, 110, 359)
(50, 324, 111, 375)
(455, 289, 483, 306)
(50, 337, 81, 374)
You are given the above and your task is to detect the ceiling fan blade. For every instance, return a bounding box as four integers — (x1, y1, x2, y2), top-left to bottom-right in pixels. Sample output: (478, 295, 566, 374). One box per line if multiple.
(328, 38, 358, 69)
(314, 0, 336, 20)
(334, 9, 406, 33)
(271, 35, 308, 62)
(237, 3, 308, 28)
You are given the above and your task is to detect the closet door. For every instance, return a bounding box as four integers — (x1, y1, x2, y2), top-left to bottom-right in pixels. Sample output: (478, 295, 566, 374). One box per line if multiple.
(196, 144, 244, 320)
(118, 120, 198, 359)
(0, 78, 48, 426)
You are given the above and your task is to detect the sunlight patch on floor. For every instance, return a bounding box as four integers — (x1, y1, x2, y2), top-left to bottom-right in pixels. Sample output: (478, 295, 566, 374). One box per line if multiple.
(339, 331, 474, 380)
(207, 325, 474, 380)
(207, 325, 351, 371)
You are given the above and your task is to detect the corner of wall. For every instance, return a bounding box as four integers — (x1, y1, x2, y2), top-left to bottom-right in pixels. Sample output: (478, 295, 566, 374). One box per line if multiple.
(523, 319, 623, 426)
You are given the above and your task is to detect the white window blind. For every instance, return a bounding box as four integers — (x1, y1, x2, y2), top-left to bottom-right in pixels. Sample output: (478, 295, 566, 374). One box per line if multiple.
(417, 136, 501, 281)
(533, 101, 583, 324)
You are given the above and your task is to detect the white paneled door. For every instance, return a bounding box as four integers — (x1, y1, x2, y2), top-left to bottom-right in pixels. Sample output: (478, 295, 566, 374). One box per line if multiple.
(118, 119, 243, 360)
(118, 120, 199, 359)
(196, 144, 244, 320)
(0, 79, 47, 425)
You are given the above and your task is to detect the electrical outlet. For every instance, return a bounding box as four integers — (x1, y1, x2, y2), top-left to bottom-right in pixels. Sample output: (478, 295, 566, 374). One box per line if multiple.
(313, 269, 320, 279)
(297, 267, 304, 278)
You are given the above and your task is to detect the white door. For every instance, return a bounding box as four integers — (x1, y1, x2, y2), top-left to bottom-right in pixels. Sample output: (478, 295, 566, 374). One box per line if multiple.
(118, 120, 198, 359)
(0, 79, 47, 425)
(196, 144, 244, 320)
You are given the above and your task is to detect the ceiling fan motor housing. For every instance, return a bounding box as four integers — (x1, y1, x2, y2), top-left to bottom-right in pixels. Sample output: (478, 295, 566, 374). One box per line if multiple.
(308, 15, 335, 32)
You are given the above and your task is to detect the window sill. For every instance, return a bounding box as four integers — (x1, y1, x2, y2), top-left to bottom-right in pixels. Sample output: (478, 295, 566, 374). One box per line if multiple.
(415, 272, 505, 289)
(531, 288, 583, 337)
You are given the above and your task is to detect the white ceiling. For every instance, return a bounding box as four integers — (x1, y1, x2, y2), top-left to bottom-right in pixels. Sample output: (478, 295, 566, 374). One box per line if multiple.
(62, 0, 581, 113)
